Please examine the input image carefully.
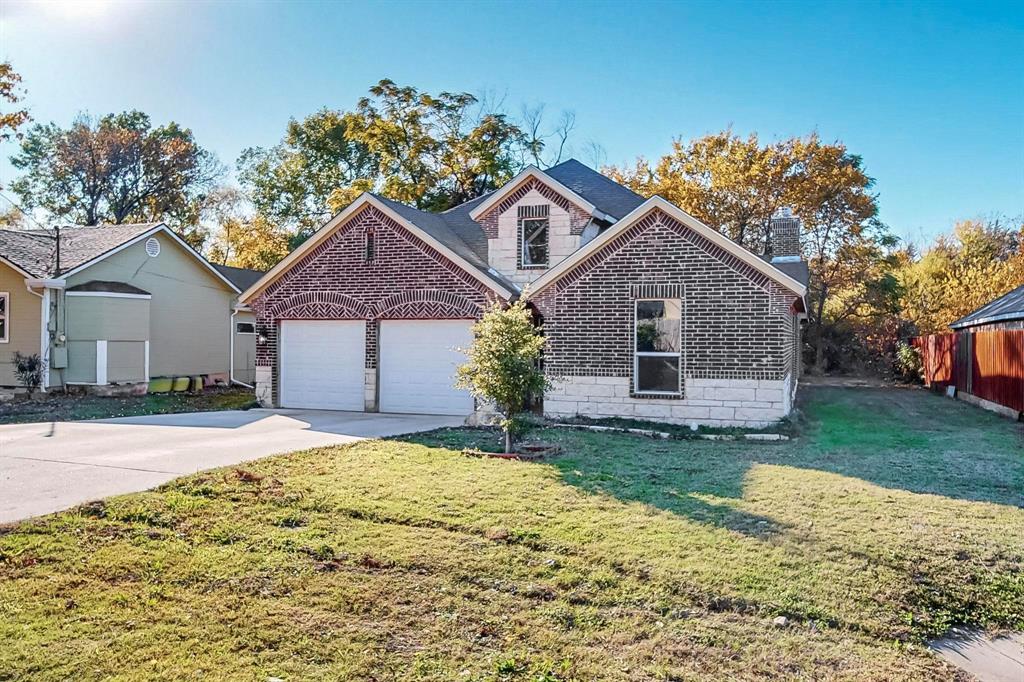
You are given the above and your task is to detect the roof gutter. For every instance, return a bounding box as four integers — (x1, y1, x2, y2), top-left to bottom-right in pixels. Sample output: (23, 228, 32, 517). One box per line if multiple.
(25, 278, 66, 297)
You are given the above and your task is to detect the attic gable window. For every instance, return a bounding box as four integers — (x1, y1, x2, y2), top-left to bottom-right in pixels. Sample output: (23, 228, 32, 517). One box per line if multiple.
(365, 227, 375, 262)
(519, 205, 550, 268)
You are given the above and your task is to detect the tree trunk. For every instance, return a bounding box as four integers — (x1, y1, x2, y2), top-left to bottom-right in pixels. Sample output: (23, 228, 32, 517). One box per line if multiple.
(503, 428, 513, 454)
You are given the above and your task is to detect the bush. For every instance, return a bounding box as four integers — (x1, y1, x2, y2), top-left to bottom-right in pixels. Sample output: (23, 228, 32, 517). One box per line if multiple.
(894, 341, 923, 383)
(12, 352, 43, 395)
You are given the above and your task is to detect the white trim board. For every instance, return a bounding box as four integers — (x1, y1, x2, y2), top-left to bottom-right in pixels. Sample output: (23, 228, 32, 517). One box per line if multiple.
(529, 196, 808, 298)
(66, 291, 152, 300)
(467, 166, 611, 222)
(58, 224, 241, 294)
(239, 193, 516, 304)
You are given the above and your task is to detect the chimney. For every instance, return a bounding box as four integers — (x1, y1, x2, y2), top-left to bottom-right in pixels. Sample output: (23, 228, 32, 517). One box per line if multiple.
(769, 207, 801, 261)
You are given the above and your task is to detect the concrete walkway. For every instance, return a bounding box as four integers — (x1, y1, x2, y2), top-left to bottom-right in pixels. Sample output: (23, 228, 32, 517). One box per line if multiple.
(930, 628, 1024, 682)
(0, 409, 463, 523)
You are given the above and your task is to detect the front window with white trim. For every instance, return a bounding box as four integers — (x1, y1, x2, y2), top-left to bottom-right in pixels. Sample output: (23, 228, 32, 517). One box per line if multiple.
(634, 299, 681, 394)
(0, 292, 8, 343)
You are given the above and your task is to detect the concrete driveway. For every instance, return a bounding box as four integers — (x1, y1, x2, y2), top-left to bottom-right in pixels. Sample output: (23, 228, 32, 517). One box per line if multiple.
(0, 409, 464, 523)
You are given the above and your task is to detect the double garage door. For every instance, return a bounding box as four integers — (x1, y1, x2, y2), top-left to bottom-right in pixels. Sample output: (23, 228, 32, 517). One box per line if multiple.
(279, 319, 474, 416)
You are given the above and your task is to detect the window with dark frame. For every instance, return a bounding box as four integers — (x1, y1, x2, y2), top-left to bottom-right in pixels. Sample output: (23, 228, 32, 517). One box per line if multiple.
(236, 322, 256, 335)
(518, 204, 550, 268)
(634, 299, 681, 394)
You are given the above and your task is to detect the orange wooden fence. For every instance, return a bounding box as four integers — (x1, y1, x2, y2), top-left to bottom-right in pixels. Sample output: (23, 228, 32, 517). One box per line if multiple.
(914, 330, 1024, 412)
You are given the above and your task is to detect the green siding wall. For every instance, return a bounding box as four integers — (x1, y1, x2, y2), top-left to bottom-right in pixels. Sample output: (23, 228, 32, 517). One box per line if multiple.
(64, 233, 236, 378)
(108, 341, 146, 383)
(65, 296, 149, 341)
(66, 340, 96, 384)
(233, 310, 256, 384)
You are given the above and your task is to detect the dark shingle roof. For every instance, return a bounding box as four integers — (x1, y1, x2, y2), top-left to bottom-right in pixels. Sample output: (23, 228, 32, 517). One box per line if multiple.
(66, 280, 151, 295)
(771, 259, 810, 287)
(545, 159, 646, 220)
(950, 284, 1024, 329)
(213, 264, 266, 292)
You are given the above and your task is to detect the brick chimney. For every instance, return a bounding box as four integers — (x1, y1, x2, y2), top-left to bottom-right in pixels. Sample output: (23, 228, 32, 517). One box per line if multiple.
(769, 208, 801, 261)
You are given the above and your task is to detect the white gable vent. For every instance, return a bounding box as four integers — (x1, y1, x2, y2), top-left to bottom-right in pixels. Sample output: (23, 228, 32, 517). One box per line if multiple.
(145, 237, 161, 257)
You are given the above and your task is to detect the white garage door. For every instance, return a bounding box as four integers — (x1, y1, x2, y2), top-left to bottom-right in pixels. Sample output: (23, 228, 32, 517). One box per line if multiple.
(379, 320, 474, 416)
(280, 320, 365, 411)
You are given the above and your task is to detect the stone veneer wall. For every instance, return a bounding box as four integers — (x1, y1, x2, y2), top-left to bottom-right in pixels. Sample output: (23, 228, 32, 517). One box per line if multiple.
(477, 177, 593, 286)
(250, 206, 495, 407)
(533, 207, 803, 427)
(545, 375, 792, 427)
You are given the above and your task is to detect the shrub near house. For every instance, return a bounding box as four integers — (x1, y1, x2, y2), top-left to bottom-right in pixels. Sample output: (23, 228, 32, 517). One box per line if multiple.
(240, 160, 807, 427)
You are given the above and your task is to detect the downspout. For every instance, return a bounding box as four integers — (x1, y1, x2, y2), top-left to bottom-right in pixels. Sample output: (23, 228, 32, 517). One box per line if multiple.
(230, 306, 253, 389)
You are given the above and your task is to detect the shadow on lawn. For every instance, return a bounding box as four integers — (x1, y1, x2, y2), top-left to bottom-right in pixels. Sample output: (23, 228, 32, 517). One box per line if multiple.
(405, 385, 1024, 524)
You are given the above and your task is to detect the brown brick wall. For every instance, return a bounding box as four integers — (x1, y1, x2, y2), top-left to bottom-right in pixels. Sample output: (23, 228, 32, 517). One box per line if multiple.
(533, 208, 802, 388)
(250, 205, 497, 405)
(769, 216, 801, 258)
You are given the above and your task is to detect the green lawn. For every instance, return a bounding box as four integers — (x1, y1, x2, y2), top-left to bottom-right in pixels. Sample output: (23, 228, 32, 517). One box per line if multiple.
(0, 387, 257, 425)
(1, 386, 1021, 680)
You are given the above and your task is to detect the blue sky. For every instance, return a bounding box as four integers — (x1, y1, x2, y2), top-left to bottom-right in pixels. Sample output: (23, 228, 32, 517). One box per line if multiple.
(1, 0, 1021, 244)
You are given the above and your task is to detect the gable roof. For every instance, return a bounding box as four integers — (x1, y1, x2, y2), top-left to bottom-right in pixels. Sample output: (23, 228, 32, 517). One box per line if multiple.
(950, 284, 1024, 329)
(239, 193, 518, 304)
(467, 165, 606, 222)
(529, 195, 808, 299)
(213, 264, 266, 292)
(0, 223, 240, 293)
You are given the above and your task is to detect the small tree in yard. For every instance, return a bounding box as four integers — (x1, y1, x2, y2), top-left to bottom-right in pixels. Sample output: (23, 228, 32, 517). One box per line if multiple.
(456, 297, 549, 454)
(12, 352, 43, 396)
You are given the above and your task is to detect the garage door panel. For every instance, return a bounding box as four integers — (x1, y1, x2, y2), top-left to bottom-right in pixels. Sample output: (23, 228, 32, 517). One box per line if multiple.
(379, 320, 474, 416)
(280, 320, 365, 411)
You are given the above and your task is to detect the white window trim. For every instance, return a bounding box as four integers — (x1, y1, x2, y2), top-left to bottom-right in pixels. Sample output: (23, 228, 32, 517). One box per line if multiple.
(0, 291, 8, 344)
(235, 322, 257, 335)
(633, 298, 682, 396)
(520, 217, 550, 269)
(65, 291, 151, 300)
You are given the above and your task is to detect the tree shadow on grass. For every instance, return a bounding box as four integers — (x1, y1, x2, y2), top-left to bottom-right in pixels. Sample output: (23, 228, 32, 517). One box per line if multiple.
(402, 425, 791, 539)
(402, 384, 1024, 536)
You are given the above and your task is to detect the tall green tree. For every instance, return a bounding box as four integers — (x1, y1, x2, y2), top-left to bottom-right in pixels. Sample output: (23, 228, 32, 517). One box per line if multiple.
(608, 131, 890, 371)
(10, 111, 221, 243)
(237, 109, 377, 237)
(239, 80, 568, 243)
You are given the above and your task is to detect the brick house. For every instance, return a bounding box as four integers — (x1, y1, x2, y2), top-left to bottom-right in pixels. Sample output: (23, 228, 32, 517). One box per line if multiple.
(239, 160, 808, 426)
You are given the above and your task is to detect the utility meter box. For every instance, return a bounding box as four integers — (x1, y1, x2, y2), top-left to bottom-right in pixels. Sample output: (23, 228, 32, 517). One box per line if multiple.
(51, 347, 68, 369)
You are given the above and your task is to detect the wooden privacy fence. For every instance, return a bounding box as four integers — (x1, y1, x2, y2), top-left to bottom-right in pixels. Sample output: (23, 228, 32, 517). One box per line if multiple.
(914, 330, 1024, 412)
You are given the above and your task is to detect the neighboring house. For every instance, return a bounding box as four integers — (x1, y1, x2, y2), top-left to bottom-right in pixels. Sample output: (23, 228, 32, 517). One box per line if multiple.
(950, 284, 1024, 332)
(914, 284, 1024, 417)
(240, 160, 809, 426)
(0, 223, 262, 392)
